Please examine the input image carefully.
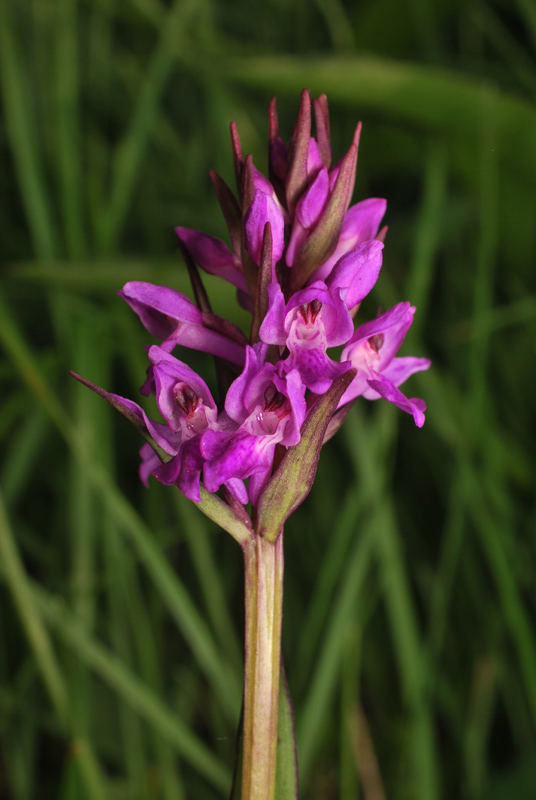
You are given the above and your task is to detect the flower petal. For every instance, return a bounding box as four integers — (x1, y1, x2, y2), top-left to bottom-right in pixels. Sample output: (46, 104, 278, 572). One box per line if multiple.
(365, 372, 427, 427)
(311, 197, 387, 282)
(327, 240, 384, 309)
(244, 190, 285, 266)
(175, 227, 248, 292)
(120, 281, 246, 365)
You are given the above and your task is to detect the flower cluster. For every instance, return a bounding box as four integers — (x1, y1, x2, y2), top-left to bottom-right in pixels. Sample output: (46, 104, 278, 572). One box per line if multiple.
(74, 91, 430, 513)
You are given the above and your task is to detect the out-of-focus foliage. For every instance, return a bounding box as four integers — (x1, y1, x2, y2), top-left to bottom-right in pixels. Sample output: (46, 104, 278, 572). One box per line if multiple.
(0, 0, 535, 798)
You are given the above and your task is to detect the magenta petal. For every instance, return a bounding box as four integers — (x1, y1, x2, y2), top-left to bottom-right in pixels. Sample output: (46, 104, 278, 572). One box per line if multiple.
(121, 281, 246, 366)
(285, 218, 308, 267)
(327, 240, 384, 309)
(342, 302, 414, 367)
(119, 282, 201, 338)
(310, 197, 387, 282)
(203, 428, 276, 494)
(153, 451, 184, 486)
(337, 370, 370, 406)
(258, 283, 287, 345)
(224, 477, 249, 505)
(342, 198, 387, 243)
(139, 442, 162, 487)
(149, 345, 217, 429)
(166, 323, 246, 366)
(307, 138, 323, 176)
(224, 344, 268, 423)
(252, 166, 277, 197)
(175, 227, 248, 292)
(285, 282, 353, 347)
(272, 367, 307, 446)
(248, 471, 272, 507)
(244, 191, 285, 265)
(296, 167, 329, 229)
(287, 348, 350, 394)
(176, 227, 234, 268)
(366, 373, 427, 427)
(98, 391, 181, 456)
(379, 356, 432, 388)
(154, 438, 205, 501)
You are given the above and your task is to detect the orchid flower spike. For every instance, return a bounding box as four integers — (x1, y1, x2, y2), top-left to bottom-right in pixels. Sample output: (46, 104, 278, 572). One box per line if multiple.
(71, 90, 430, 527)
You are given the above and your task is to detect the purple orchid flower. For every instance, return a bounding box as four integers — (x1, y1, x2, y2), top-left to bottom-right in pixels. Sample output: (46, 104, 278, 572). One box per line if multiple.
(202, 344, 307, 505)
(259, 281, 353, 393)
(243, 189, 285, 269)
(74, 89, 431, 518)
(139, 346, 249, 503)
(258, 239, 384, 393)
(339, 302, 431, 426)
(119, 281, 247, 366)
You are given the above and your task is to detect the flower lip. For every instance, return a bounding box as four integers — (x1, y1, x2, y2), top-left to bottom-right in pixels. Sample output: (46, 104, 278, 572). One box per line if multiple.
(299, 299, 322, 325)
(264, 384, 286, 413)
(368, 333, 385, 354)
(173, 382, 199, 415)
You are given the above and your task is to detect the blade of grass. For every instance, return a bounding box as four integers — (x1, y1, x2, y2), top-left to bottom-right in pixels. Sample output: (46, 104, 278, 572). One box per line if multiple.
(173, 491, 242, 673)
(32, 582, 231, 793)
(374, 501, 439, 800)
(103, 512, 168, 796)
(297, 518, 375, 781)
(0, 286, 242, 721)
(405, 139, 447, 345)
(340, 626, 361, 800)
(0, 0, 58, 258)
(0, 490, 107, 800)
(468, 86, 499, 442)
(295, 404, 396, 697)
(0, 407, 48, 507)
(98, 0, 197, 252)
(224, 55, 536, 180)
(101, 500, 186, 799)
(467, 469, 536, 724)
(464, 655, 497, 799)
(55, 0, 86, 259)
(514, 0, 536, 54)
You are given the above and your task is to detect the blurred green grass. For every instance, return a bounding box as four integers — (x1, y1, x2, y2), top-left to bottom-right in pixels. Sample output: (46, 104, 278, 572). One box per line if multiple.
(1, 0, 535, 798)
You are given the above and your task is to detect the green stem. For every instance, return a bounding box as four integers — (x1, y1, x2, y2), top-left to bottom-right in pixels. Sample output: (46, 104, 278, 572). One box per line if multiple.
(241, 532, 284, 800)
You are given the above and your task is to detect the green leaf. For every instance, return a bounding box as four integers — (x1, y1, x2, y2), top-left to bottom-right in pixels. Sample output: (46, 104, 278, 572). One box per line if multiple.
(275, 664, 298, 800)
(229, 662, 299, 800)
(256, 370, 356, 542)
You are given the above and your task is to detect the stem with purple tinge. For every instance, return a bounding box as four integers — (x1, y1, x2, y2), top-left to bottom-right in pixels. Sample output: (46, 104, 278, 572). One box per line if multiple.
(241, 531, 284, 800)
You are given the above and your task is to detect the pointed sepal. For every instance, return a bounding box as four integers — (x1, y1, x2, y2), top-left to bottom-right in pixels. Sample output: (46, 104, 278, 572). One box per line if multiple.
(209, 170, 242, 254)
(230, 121, 244, 192)
(313, 94, 331, 169)
(290, 142, 358, 292)
(250, 221, 273, 344)
(285, 89, 311, 219)
(69, 371, 170, 462)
